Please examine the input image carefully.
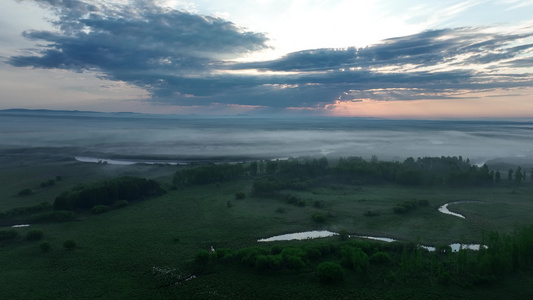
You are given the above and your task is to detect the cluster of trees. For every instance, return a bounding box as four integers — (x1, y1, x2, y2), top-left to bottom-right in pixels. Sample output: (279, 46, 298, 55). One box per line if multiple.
(53, 176, 164, 211)
(392, 199, 429, 214)
(251, 156, 529, 195)
(188, 224, 533, 286)
(0, 202, 50, 220)
(169, 155, 526, 196)
(173, 164, 244, 186)
(333, 156, 496, 187)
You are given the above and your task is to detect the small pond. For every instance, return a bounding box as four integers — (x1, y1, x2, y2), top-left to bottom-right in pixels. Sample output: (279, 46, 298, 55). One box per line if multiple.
(75, 156, 184, 165)
(258, 230, 337, 242)
(259, 231, 486, 252)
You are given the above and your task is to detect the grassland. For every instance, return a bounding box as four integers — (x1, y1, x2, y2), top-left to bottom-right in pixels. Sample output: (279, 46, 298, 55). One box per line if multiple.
(1, 154, 533, 299)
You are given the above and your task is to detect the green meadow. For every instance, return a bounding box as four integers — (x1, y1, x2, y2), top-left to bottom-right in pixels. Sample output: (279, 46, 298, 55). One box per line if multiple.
(1, 156, 533, 299)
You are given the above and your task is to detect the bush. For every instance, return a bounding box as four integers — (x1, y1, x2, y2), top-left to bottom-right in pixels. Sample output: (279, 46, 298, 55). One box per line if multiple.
(113, 200, 129, 208)
(235, 192, 245, 200)
(275, 207, 286, 214)
(40, 179, 56, 188)
(63, 240, 76, 250)
(26, 229, 44, 241)
(313, 200, 325, 208)
(317, 262, 344, 283)
(40, 241, 51, 253)
(312, 213, 326, 223)
(393, 206, 408, 214)
(370, 252, 392, 265)
(338, 229, 349, 241)
(2, 202, 50, 218)
(418, 199, 429, 206)
(364, 210, 380, 217)
(195, 250, 210, 265)
(91, 205, 110, 214)
(18, 188, 33, 196)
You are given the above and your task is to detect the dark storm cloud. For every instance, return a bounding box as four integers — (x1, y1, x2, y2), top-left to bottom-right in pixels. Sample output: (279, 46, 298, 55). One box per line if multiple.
(7, 1, 533, 109)
(10, 0, 269, 72)
(234, 29, 533, 72)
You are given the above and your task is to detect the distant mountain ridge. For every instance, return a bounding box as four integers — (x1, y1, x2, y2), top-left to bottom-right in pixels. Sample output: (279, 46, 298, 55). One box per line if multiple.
(0, 108, 140, 116)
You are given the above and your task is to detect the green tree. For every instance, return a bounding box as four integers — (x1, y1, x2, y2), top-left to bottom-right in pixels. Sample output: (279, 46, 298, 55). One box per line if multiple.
(249, 162, 258, 176)
(40, 241, 51, 253)
(338, 229, 349, 241)
(317, 262, 344, 283)
(515, 167, 523, 187)
(17, 188, 33, 196)
(495, 170, 501, 183)
(508, 168, 514, 181)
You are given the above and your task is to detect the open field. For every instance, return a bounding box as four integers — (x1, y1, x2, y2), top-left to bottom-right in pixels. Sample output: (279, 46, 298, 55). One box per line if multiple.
(1, 154, 533, 299)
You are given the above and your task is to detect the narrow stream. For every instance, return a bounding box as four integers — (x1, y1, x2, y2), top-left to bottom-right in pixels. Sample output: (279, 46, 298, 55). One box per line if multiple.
(259, 231, 486, 252)
(437, 201, 482, 219)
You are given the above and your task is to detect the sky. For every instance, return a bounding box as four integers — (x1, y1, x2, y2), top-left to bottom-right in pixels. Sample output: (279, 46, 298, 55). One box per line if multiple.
(1, 0, 533, 118)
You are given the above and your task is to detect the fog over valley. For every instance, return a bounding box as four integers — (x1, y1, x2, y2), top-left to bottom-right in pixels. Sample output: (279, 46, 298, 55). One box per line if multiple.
(1, 110, 532, 168)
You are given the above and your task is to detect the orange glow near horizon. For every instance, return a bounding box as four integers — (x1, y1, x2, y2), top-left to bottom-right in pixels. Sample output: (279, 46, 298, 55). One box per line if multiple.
(324, 90, 533, 119)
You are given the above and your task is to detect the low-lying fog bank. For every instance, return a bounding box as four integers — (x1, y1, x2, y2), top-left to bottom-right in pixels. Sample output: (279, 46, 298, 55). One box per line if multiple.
(1, 110, 532, 167)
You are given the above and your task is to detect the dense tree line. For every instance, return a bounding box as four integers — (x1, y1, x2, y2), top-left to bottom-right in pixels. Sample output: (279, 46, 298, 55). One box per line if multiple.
(168, 155, 523, 195)
(333, 156, 495, 187)
(189, 224, 533, 286)
(250, 156, 516, 195)
(252, 158, 329, 195)
(53, 176, 164, 211)
(0, 202, 50, 219)
(173, 164, 245, 186)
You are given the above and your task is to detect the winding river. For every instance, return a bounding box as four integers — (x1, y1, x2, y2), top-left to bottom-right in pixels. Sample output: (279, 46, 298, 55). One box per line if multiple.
(258, 201, 486, 251)
(437, 201, 482, 219)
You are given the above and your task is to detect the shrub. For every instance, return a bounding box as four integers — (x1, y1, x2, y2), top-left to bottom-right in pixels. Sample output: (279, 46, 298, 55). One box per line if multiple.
(275, 207, 286, 214)
(285, 194, 298, 204)
(18, 188, 33, 196)
(317, 262, 344, 283)
(40, 179, 56, 188)
(91, 205, 110, 214)
(40, 241, 51, 253)
(370, 251, 392, 265)
(195, 250, 210, 265)
(393, 206, 408, 214)
(364, 210, 380, 217)
(338, 229, 349, 241)
(214, 248, 233, 260)
(235, 192, 245, 200)
(341, 246, 368, 272)
(313, 200, 325, 208)
(63, 240, 76, 250)
(418, 199, 429, 206)
(312, 213, 326, 223)
(113, 200, 129, 208)
(26, 229, 44, 241)
(285, 255, 306, 270)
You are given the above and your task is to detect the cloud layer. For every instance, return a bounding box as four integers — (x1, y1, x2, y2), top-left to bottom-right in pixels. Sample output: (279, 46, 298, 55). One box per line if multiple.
(7, 0, 533, 111)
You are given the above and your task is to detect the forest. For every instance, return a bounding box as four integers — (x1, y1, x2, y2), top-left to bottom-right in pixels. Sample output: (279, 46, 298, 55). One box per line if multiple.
(1, 154, 533, 299)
